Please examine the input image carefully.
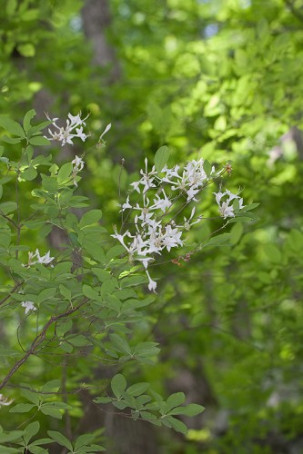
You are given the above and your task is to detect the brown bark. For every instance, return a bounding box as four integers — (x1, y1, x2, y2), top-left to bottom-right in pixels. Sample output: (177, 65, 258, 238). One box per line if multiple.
(81, 0, 120, 81)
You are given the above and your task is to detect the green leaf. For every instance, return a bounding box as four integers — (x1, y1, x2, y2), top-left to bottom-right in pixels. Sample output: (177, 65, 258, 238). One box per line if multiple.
(9, 403, 35, 413)
(140, 411, 161, 425)
(0, 446, 19, 453)
(29, 136, 50, 146)
(0, 431, 24, 443)
(169, 403, 205, 416)
(69, 195, 89, 207)
(110, 333, 132, 355)
(74, 434, 95, 449)
(29, 438, 53, 447)
(163, 416, 187, 434)
(23, 109, 36, 133)
(92, 268, 112, 282)
(47, 431, 73, 450)
(82, 284, 100, 301)
(120, 275, 147, 288)
(59, 284, 71, 300)
(21, 166, 38, 181)
(242, 202, 259, 212)
(68, 334, 91, 347)
(0, 201, 17, 214)
(41, 174, 58, 193)
(40, 405, 62, 419)
(21, 389, 40, 405)
(24, 421, 40, 445)
(154, 146, 170, 172)
(133, 342, 159, 357)
(57, 162, 73, 184)
(37, 287, 56, 304)
(0, 136, 21, 144)
(0, 116, 25, 137)
(60, 342, 73, 353)
(79, 209, 102, 229)
(0, 225, 11, 248)
(203, 159, 212, 176)
(165, 392, 185, 412)
(127, 383, 150, 396)
(205, 233, 231, 248)
(28, 121, 51, 136)
(106, 245, 125, 261)
(111, 374, 127, 398)
(113, 401, 128, 410)
(41, 379, 61, 392)
(230, 222, 243, 245)
(27, 446, 48, 454)
(101, 279, 118, 296)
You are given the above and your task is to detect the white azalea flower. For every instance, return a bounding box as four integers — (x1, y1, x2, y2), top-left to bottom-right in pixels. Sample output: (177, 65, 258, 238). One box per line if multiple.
(182, 207, 202, 231)
(219, 202, 235, 218)
(72, 155, 85, 172)
(214, 190, 245, 219)
(44, 112, 89, 146)
(26, 249, 54, 267)
(71, 155, 85, 186)
(75, 126, 88, 142)
(162, 225, 183, 252)
(146, 270, 157, 293)
(99, 123, 111, 142)
(121, 196, 132, 211)
(21, 301, 37, 315)
(150, 190, 172, 212)
(130, 180, 141, 193)
(37, 250, 54, 265)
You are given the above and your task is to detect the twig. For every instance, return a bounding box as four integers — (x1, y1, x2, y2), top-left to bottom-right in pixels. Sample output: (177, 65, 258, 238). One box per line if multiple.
(0, 210, 19, 229)
(0, 300, 87, 391)
(0, 281, 23, 307)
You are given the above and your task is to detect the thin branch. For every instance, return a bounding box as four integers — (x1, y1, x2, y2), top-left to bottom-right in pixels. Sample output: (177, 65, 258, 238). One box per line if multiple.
(0, 300, 87, 391)
(0, 210, 19, 229)
(0, 281, 23, 307)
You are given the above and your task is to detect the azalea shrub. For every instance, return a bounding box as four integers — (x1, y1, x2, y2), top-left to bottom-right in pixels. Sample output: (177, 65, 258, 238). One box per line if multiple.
(0, 110, 255, 453)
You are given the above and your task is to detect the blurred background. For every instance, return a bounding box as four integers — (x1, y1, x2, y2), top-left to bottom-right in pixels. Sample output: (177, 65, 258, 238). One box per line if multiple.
(1, 0, 303, 452)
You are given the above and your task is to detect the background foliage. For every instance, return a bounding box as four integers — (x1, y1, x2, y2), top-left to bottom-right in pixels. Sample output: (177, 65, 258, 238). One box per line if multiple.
(1, 0, 303, 453)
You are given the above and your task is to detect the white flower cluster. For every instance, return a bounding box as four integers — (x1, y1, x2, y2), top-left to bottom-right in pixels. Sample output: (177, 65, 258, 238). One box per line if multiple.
(113, 158, 210, 292)
(214, 189, 244, 219)
(131, 159, 211, 202)
(161, 159, 211, 202)
(26, 249, 54, 267)
(45, 112, 89, 146)
(113, 158, 246, 292)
